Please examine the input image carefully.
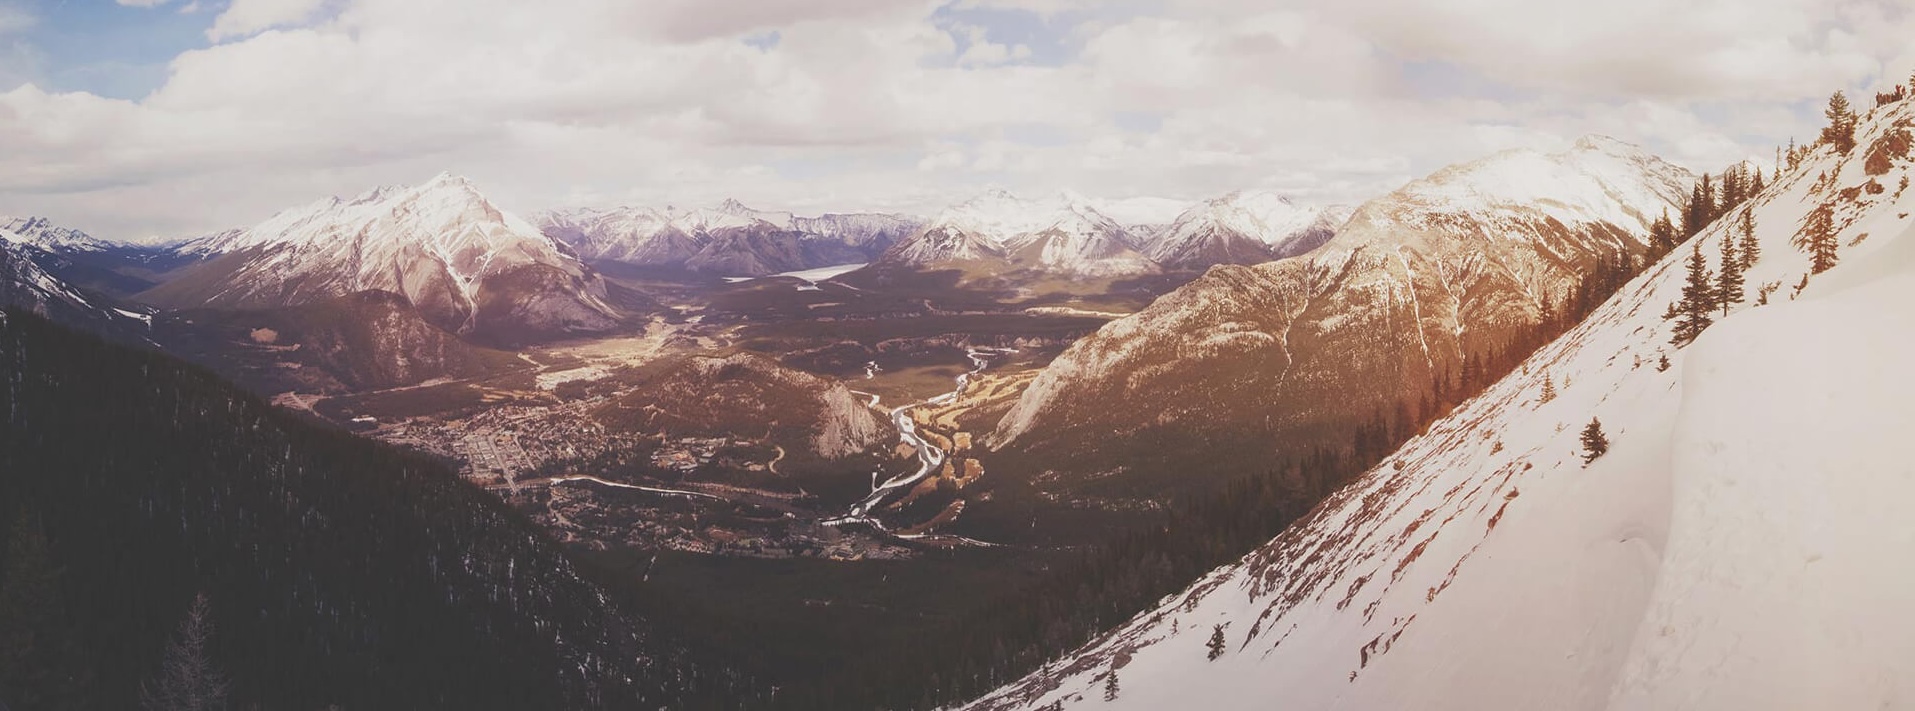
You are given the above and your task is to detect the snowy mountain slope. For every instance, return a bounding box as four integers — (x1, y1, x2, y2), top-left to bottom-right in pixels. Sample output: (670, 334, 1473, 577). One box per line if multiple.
(965, 102, 1915, 711)
(0, 215, 196, 296)
(0, 215, 112, 253)
(1145, 191, 1352, 269)
(990, 136, 1692, 485)
(877, 189, 1160, 277)
(143, 173, 620, 342)
(536, 202, 921, 277)
(0, 238, 152, 334)
(538, 206, 704, 267)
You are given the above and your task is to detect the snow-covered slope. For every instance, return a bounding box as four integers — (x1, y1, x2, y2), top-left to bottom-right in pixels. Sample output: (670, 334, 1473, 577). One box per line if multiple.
(991, 136, 1692, 486)
(144, 173, 619, 342)
(0, 216, 113, 253)
(878, 190, 1160, 277)
(0, 237, 150, 333)
(536, 202, 921, 277)
(538, 206, 704, 267)
(1145, 192, 1352, 269)
(967, 102, 1915, 710)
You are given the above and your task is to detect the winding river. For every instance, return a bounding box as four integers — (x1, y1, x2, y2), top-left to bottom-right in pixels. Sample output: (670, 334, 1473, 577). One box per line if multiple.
(825, 347, 1014, 529)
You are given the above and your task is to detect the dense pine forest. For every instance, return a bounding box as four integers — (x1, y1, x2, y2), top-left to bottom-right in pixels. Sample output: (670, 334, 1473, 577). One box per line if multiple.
(0, 310, 765, 710)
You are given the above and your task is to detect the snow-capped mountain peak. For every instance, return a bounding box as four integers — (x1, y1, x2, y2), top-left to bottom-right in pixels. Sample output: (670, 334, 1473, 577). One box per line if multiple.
(0, 216, 113, 253)
(1392, 134, 1689, 235)
(146, 173, 618, 341)
(1140, 190, 1349, 269)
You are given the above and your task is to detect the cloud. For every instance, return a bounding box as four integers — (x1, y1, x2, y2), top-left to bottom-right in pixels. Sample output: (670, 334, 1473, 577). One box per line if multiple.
(207, 0, 328, 41)
(0, 0, 1910, 241)
(116, 0, 172, 7)
(0, 2, 33, 35)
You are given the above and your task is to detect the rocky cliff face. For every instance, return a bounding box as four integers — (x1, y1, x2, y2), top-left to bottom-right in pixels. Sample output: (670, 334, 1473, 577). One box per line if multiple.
(992, 136, 1693, 488)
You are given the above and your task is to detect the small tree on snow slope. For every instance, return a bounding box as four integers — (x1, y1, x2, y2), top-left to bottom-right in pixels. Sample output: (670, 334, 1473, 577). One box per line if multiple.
(1580, 418, 1610, 465)
(1207, 624, 1228, 661)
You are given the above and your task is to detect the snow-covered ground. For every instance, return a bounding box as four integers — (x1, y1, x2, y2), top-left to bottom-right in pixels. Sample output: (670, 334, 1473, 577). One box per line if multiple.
(966, 99, 1915, 711)
(722, 262, 868, 286)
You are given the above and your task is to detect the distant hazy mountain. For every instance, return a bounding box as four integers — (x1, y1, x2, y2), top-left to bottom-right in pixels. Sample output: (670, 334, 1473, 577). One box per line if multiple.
(1145, 192, 1352, 269)
(876, 189, 1351, 279)
(537, 201, 923, 277)
(877, 189, 1160, 278)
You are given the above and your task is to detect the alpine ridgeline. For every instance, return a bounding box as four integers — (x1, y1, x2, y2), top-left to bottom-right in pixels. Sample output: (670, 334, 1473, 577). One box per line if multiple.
(537, 200, 922, 277)
(0, 222, 153, 335)
(967, 94, 1915, 710)
(874, 189, 1348, 280)
(141, 173, 620, 343)
(1147, 192, 1351, 270)
(992, 136, 1693, 490)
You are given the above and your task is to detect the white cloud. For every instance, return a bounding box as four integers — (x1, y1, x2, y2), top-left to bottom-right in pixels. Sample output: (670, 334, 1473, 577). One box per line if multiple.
(1, 0, 1911, 240)
(207, 0, 328, 41)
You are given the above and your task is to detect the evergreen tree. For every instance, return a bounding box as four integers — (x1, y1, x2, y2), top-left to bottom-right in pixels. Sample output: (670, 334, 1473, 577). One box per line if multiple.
(1737, 209, 1761, 270)
(1717, 232, 1745, 315)
(1795, 203, 1840, 275)
(1720, 166, 1744, 209)
(140, 594, 229, 711)
(0, 511, 92, 711)
(1540, 375, 1557, 403)
(1700, 173, 1718, 225)
(1751, 166, 1765, 196)
(1103, 671, 1120, 702)
(1656, 352, 1671, 372)
(1580, 418, 1610, 464)
(1822, 91, 1858, 153)
(1650, 210, 1678, 255)
(1681, 182, 1706, 238)
(1206, 625, 1228, 661)
(1671, 245, 1716, 346)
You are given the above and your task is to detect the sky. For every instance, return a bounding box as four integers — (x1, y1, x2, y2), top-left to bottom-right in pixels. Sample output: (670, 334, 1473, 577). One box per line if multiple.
(1, 0, 1912, 241)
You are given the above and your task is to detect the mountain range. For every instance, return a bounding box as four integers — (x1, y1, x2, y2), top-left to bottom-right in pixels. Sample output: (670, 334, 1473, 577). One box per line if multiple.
(990, 135, 1692, 494)
(874, 189, 1350, 280)
(536, 200, 924, 277)
(964, 94, 1915, 711)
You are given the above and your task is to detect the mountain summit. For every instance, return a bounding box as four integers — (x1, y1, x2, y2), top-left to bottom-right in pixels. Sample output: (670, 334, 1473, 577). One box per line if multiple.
(142, 173, 619, 342)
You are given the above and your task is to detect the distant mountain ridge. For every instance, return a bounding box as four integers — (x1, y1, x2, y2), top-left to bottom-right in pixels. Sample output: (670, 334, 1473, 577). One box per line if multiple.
(537, 201, 924, 277)
(875, 189, 1350, 279)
